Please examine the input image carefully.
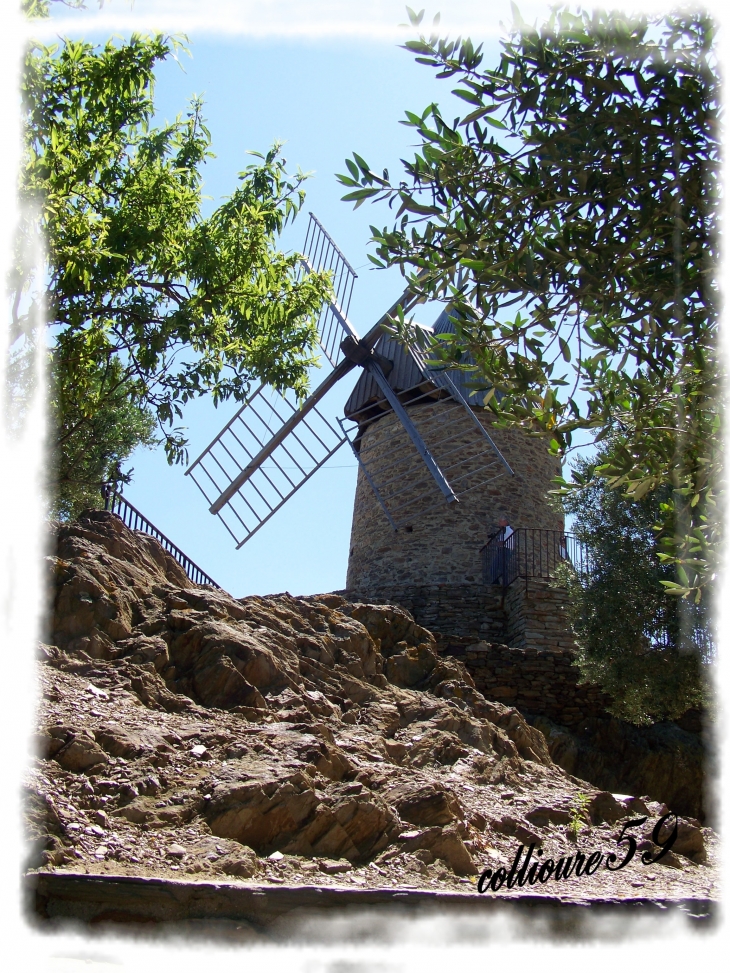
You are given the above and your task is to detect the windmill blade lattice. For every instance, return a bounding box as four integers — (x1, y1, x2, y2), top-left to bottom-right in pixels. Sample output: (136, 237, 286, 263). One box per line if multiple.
(185, 383, 347, 548)
(301, 213, 358, 368)
(185, 214, 359, 548)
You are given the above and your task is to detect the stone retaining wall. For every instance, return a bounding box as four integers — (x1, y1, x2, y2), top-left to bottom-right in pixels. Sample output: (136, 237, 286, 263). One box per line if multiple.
(504, 579, 578, 651)
(342, 578, 577, 652)
(340, 580, 610, 728)
(444, 640, 613, 728)
(340, 583, 506, 643)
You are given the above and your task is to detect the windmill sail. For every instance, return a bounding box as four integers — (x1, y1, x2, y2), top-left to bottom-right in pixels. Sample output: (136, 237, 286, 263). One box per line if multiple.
(185, 382, 348, 547)
(300, 213, 358, 367)
(185, 214, 513, 548)
(186, 214, 382, 545)
(184, 214, 362, 548)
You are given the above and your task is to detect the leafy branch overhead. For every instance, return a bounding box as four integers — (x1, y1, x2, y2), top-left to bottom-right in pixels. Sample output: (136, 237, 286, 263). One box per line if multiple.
(337, 5, 720, 599)
(14, 32, 333, 516)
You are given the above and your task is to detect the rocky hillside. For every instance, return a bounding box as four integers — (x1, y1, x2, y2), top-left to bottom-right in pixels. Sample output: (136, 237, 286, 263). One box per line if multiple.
(26, 511, 717, 902)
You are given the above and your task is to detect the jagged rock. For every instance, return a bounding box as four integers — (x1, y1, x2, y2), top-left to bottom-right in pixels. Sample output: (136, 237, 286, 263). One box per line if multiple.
(407, 728, 471, 767)
(384, 781, 463, 827)
(114, 635, 169, 671)
(342, 604, 435, 656)
(92, 724, 156, 759)
(655, 816, 706, 861)
(384, 643, 438, 688)
(204, 764, 397, 863)
(491, 815, 543, 846)
(624, 796, 653, 816)
(396, 826, 477, 876)
(205, 765, 318, 851)
(114, 801, 157, 824)
(319, 859, 352, 874)
(637, 839, 684, 869)
(383, 740, 408, 764)
(24, 784, 66, 869)
(194, 656, 267, 711)
(525, 805, 572, 827)
(40, 725, 73, 760)
(589, 792, 626, 825)
(218, 847, 262, 878)
(426, 828, 477, 876)
(25, 510, 717, 902)
(475, 700, 552, 765)
(291, 790, 397, 862)
(301, 740, 352, 782)
(52, 729, 109, 772)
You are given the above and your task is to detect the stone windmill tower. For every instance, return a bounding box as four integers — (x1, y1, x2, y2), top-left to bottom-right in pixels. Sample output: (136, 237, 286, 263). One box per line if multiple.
(340, 308, 565, 643)
(186, 215, 572, 649)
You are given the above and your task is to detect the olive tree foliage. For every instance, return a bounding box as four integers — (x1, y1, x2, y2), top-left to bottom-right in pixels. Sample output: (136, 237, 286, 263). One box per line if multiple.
(338, 6, 720, 602)
(559, 452, 712, 725)
(11, 13, 332, 517)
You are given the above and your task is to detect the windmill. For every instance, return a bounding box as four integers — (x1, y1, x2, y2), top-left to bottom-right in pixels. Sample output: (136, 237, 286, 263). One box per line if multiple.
(185, 214, 514, 550)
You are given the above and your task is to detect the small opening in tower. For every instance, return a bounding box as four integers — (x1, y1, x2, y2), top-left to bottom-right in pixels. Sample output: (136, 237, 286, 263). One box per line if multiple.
(404, 525, 413, 533)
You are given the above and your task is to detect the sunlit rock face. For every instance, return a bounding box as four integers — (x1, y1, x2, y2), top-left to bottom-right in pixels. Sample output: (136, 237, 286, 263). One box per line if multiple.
(28, 510, 713, 902)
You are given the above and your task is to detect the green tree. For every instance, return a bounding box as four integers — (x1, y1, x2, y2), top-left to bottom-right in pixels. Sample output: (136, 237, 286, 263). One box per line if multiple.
(11, 28, 332, 515)
(50, 353, 157, 519)
(560, 452, 712, 725)
(338, 6, 720, 601)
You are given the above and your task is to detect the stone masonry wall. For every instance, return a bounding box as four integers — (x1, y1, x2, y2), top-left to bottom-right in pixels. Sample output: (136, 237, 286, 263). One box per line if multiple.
(342, 579, 577, 652)
(346, 406, 562, 591)
(504, 579, 578, 651)
(340, 583, 506, 643)
(444, 641, 613, 728)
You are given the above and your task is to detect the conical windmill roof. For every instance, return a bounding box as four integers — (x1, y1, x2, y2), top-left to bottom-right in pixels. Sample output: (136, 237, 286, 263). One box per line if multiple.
(343, 307, 489, 424)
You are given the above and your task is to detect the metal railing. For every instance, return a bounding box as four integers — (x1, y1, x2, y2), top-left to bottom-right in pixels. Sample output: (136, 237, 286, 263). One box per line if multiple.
(102, 486, 221, 589)
(481, 528, 589, 589)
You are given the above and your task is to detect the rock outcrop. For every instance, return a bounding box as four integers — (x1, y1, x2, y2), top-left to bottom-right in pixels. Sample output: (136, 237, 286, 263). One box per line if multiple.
(26, 511, 716, 902)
